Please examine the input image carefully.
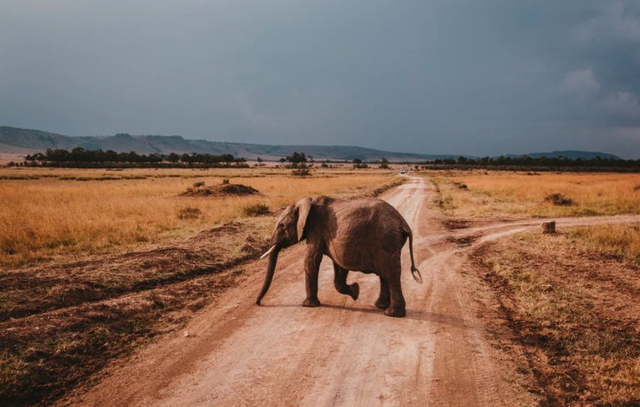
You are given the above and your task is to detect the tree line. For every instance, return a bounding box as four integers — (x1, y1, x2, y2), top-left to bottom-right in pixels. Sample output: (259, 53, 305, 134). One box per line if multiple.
(428, 155, 640, 170)
(23, 148, 249, 168)
(11, 148, 639, 171)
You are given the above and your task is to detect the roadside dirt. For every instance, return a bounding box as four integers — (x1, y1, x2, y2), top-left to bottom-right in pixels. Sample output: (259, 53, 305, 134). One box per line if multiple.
(0, 219, 274, 405)
(469, 236, 640, 405)
(65, 177, 640, 406)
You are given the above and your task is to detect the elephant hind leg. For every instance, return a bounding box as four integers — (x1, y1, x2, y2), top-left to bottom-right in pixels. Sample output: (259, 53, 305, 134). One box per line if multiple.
(379, 258, 406, 318)
(333, 263, 359, 301)
(374, 277, 390, 309)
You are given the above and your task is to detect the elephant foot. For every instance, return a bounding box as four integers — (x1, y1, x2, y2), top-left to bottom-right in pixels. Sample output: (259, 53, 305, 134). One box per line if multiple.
(385, 306, 406, 318)
(374, 298, 390, 309)
(349, 283, 359, 301)
(302, 297, 321, 307)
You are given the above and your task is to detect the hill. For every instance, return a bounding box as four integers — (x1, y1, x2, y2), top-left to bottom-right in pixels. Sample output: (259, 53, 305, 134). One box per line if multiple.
(0, 126, 457, 161)
(0, 126, 623, 161)
(508, 150, 621, 160)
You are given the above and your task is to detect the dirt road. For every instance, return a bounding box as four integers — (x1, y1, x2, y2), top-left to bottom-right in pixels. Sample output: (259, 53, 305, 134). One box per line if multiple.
(72, 177, 639, 406)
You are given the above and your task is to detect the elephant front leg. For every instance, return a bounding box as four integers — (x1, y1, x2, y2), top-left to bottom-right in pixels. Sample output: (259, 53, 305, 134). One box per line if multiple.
(374, 277, 390, 309)
(302, 247, 323, 307)
(333, 263, 359, 301)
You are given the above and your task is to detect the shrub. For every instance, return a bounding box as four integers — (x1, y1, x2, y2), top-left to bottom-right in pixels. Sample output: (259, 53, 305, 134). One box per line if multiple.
(243, 202, 270, 216)
(178, 207, 202, 219)
(193, 181, 205, 188)
(545, 193, 573, 206)
(292, 169, 311, 177)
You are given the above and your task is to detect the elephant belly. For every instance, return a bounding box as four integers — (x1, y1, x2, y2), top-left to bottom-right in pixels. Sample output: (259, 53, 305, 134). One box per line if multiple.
(325, 243, 378, 273)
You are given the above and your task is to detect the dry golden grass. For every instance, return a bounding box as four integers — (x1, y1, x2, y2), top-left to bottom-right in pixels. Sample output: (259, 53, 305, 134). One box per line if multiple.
(568, 223, 640, 263)
(427, 171, 640, 219)
(0, 167, 396, 269)
(474, 233, 640, 405)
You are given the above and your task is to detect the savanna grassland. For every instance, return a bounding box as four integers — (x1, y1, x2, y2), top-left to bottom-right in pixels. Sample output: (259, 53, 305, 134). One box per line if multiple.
(0, 167, 401, 405)
(428, 171, 640, 219)
(426, 170, 640, 405)
(0, 167, 395, 269)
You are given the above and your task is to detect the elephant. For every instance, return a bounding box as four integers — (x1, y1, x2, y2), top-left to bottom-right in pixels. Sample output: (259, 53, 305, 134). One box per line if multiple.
(256, 196, 422, 317)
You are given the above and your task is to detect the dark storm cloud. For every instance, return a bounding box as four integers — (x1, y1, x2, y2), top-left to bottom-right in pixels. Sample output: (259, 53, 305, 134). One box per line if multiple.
(1, 0, 639, 157)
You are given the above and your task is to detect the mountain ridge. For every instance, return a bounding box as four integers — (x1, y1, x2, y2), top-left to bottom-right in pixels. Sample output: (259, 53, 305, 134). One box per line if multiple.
(0, 125, 622, 161)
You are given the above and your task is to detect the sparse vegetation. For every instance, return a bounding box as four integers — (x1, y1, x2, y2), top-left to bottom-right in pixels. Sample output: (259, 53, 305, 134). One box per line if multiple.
(0, 219, 274, 406)
(427, 171, 640, 218)
(568, 223, 640, 263)
(473, 231, 640, 405)
(243, 202, 270, 217)
(0, 168, 394, 268)
(291, 168, 311, 177)
(544, 192, 573, 206)
(178, 207, 202, 219)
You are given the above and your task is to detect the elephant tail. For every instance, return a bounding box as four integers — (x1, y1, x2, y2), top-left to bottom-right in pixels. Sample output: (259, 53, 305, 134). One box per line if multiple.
(404, 228, 423, 284)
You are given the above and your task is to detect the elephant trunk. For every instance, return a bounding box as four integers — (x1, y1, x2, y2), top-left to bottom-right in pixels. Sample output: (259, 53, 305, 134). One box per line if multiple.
(256, 246, 280, 305)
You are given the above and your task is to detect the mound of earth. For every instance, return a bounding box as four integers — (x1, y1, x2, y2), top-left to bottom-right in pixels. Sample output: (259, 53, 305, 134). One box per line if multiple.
(180, 183, 259, 197)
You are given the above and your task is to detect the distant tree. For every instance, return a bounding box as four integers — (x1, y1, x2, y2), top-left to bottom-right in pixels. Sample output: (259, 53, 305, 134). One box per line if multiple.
(379, 157, 390, 169)
(353, 158, 368, 169)
(286, 152, 307, 164)
(284, 152, 307, 168)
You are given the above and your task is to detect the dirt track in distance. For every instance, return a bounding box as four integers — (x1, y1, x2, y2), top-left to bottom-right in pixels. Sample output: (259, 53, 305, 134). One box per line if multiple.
(69, 177, 640, 406)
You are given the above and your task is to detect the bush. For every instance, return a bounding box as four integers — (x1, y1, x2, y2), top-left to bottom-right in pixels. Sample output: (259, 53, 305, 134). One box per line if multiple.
(243, 203, 270, 216)
(545, 193, 573, 206)
(178, 207, 202, 219)
(292, 168, 311, 177)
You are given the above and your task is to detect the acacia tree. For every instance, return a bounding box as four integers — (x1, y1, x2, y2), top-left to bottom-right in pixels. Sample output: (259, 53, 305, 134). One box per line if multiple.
(285, 152, 307, 167)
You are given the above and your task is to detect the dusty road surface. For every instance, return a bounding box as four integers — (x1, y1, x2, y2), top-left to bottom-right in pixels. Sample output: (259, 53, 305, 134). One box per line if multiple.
(71, 177, 640, 406)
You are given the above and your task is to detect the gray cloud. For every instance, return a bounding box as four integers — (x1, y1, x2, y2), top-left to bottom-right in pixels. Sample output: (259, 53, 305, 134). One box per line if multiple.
(1, 0, 639, 158)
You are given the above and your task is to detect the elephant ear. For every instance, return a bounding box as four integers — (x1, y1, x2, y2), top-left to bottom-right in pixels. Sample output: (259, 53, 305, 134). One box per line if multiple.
(295, 198, 312, 241)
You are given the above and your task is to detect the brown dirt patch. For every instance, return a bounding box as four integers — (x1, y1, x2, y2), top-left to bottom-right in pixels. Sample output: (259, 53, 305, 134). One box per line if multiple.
(442, 219, 470, 229)
(180, 183, 259, 197)
(0, 217, 273, 406)
(468, 234, 640, 406)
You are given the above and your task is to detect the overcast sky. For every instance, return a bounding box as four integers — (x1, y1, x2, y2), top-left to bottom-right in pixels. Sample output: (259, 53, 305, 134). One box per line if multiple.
(1, 1, 639, 158)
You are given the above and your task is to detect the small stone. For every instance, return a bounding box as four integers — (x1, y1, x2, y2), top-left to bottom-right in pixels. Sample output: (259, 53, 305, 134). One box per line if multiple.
(184, 331, 189, 337)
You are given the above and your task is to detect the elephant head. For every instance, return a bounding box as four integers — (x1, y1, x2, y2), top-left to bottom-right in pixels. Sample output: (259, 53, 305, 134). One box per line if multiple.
(256, 198, 312, 305)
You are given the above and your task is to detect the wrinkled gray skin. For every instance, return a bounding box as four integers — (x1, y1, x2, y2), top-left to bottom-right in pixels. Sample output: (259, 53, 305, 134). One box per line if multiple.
(256, 196, 422, 317)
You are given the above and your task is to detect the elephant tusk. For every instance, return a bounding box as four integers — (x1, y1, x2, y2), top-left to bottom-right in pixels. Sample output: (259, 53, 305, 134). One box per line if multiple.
(260, 245, 277, 259)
